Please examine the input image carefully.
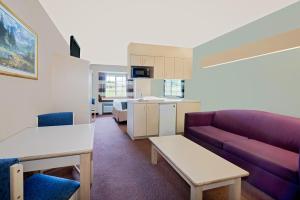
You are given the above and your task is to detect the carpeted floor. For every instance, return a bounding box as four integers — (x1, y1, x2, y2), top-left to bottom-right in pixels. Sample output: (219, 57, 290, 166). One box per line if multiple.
(91, 116, 190, 200)
(47, 115, 273, 200)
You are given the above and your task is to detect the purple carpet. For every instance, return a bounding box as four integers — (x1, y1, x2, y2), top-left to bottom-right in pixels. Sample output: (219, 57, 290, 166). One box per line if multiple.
(90, 116, 189, 200)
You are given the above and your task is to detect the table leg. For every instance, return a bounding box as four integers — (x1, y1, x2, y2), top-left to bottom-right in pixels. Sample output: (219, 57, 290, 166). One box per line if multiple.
(190, 185, 203, 200)
(151, 145, 158, 165)
(90, 155, 94, 185)
(80, 153, 91, 200)
(228, 178, 241, 200)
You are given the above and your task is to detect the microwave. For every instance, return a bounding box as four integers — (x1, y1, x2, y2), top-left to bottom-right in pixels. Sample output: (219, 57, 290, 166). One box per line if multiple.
(131, 66, 153, 78)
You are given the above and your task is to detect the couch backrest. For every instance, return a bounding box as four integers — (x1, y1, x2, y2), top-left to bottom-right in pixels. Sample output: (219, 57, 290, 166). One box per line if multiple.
(212, 110, 300, 153)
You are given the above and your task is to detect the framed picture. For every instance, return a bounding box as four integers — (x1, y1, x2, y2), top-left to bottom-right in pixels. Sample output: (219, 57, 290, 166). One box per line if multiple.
(0, 2, 38, 79)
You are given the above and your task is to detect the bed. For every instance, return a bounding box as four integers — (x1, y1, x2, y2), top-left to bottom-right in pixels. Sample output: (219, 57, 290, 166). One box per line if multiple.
(112, 99, 129, 122)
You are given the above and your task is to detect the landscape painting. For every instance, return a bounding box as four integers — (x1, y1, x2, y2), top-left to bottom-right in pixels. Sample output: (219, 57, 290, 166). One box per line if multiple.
(0, 2, 37, 79)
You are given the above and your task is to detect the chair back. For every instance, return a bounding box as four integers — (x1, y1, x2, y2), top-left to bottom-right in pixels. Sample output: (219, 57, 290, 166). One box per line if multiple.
(0, 158, 19, 200)
(38, 112, 74, 127)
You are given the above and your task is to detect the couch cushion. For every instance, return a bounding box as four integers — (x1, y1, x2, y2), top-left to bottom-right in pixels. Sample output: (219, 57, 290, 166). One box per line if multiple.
(223, 139, 299, 183)
(187, 126, 248, 149)
(212, 110, 300, 153)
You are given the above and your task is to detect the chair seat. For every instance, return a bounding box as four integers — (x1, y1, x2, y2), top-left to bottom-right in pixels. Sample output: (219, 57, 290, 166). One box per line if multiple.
(187, 126, 248, 148)
(223, 139, 299, 183)
(25, 174, 80, 200)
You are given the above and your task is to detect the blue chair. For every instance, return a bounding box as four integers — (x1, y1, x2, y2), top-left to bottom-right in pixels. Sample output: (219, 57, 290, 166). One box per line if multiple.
(0, 158, 79, 200)
(37, 112, 74, 127)
(37, 112, 80, 174)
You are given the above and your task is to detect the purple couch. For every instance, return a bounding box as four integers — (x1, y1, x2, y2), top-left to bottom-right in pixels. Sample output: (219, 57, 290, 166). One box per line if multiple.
(184, 110, 300, 200)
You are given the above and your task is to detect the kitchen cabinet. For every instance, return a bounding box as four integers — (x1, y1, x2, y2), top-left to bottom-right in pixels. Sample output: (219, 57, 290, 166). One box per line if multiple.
(128, 43, 192, 80)
(127, 103, 159, 139)
(130, 54, 154, 66)
(128, 100, 200, 140)
(146, 104, 159, 136)
(154, 56, 164, 79)
(142, 55, 155, 66)
(164, 57, 175, 79)
(183, 58, 192, 79)
(130, 53, 192, 80)
(176, 102, 201, 133)
(130, 55, 142, 66)
(132, 103, 147, 137)
(174, 57, 184, 79)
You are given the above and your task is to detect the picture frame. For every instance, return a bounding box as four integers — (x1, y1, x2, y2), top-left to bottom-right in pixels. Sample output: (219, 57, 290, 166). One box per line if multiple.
(0, 1, 38, 79)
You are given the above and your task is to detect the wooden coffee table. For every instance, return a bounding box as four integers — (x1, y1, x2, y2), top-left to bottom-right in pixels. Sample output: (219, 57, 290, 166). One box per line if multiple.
(149, 135, 249, 200)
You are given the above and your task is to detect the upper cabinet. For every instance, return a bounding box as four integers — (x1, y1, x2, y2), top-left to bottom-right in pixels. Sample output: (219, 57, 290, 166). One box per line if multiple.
(130, 55, 154, 66)
(154, 56, 165, 79)
(130, 55, 142, 66)
(174, 57, 184, 79)
(142, 56, 154, 66)
(164, 57, 175, 79)
(128, 43, 193, 80)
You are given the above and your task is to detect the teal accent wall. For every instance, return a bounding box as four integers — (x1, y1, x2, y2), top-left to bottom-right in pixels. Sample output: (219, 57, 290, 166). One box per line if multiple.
(151, 79, 164, 97)
(186, 2, 300, 117)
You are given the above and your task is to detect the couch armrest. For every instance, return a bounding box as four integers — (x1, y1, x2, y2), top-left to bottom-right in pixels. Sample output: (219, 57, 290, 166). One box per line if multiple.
(184, 111, 216, 133)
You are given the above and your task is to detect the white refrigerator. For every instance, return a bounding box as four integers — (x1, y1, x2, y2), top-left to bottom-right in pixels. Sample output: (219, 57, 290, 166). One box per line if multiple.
(159, 104, 177, 136)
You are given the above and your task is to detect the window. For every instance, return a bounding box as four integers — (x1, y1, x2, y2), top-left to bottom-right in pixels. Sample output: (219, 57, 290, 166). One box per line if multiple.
(164, 80, 184, 98)
(105, 74, 127, 98)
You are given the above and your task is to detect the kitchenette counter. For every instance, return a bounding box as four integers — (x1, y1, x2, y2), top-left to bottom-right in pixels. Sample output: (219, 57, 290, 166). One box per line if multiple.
(127, 97, 201, 140)
(127, 97, 200, 104)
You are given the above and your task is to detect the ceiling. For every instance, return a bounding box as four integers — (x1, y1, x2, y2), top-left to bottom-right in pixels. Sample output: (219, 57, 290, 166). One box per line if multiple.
(39, 0, 298, 65)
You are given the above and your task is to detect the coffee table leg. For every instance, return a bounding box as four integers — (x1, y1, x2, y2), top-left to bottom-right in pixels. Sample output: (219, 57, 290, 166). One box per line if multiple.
(190, 185, 203, 200)
(228, 178, 241, 200)
(151, 145, 158, 165)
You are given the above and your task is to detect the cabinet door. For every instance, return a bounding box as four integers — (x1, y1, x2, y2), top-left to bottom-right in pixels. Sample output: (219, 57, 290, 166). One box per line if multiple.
(164, 57, 175, 79)
(174, 57, 184, 79)
(146, 104, 159, 136)
(133, 104, 147, 137)
(176, 102, 200, 133)
(183, 58, 192, 79)
(131, 55, 142, 66)
(142, 56, 154, 66)
(154, 56, 164, 79)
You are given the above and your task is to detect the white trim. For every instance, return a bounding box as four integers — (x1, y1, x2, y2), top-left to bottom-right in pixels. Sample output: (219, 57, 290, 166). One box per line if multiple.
(202, 46, 300, 69)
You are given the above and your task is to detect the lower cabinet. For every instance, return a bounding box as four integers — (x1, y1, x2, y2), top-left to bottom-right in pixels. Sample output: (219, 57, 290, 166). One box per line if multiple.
(146, 104, 159, 136)
(133, 103, 147, 137)
(128, 101, 200, 139)
(127, 103, 159, 139)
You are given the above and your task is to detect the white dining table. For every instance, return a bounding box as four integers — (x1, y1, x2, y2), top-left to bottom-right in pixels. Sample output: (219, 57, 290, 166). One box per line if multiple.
(0, 124, 94, 200)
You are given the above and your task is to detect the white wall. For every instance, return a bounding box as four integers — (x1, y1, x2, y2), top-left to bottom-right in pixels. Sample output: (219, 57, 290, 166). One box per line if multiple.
(51, 54, 91, 124)
(0, 0, 69, 141)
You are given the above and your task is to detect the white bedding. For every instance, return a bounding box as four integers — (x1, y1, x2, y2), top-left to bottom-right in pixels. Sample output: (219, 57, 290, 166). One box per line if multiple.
(113, 99, 129, 111)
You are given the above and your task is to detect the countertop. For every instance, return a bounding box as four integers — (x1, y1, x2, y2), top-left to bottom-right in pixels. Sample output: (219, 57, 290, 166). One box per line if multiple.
(127, 98, 200, 104)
